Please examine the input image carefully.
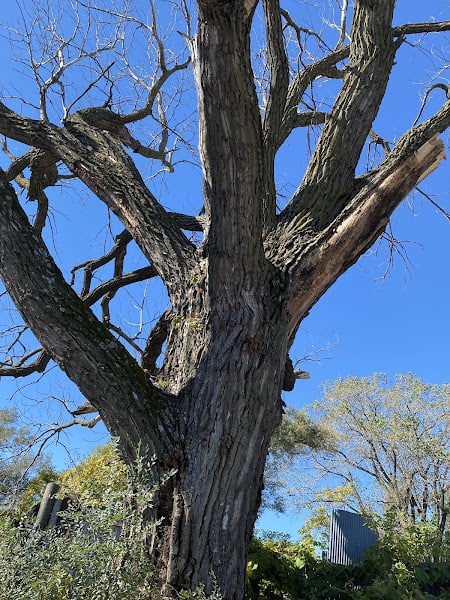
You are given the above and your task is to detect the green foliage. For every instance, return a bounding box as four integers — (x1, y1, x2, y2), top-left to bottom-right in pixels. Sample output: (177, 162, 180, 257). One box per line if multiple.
(0, 486, 156, 599)
(299, 484, 355, 547)
(5, 434, 450, 599)
(246, 537, 312, 599)
(264, 408, 332, 512)
(0, 447, 221, 600)
(15, 441, 126, 519)
(289, 374, 450, 531)
(0, 407, 52, 509)
(270, 408, 333, 459)
(253, 374, 450, 598)
(247, 527, 450, 600)
(357, 513, 450, 599)
(60, 441, 128, 503)
(246, 536, 372, 600)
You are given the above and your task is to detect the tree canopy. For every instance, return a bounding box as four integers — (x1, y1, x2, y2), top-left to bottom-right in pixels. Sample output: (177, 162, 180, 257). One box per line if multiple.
(0, 407, 51, 509)
(275, 374, 450, 542)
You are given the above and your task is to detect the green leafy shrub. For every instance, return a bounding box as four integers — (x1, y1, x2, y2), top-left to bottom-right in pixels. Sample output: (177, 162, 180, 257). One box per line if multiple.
(0, 447, 221, 600)
(246, 523, 450, 599)
(357, 516, 450, 599)
(246, 536, 371, 600)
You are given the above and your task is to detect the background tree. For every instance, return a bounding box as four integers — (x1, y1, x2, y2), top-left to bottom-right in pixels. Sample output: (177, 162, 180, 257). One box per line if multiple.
(281, 374, 450, 540)
(263, 407, 332, 513)
(0, 407, 51, 509)
(14, 441, 126, 516)
(0, 1, 449, 598)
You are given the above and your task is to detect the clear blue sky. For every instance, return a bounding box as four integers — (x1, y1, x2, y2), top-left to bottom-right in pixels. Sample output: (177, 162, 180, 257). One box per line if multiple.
(0, 1, 449, 539)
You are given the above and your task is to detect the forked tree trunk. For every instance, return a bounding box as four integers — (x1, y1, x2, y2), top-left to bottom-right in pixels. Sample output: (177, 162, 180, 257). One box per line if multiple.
(107, 269, 289, 599)
(139, 5, 292, 594)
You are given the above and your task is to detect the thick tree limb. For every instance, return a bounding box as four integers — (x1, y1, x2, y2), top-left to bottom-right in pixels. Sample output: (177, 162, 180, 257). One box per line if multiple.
(0, 170, 165, 457)
(292, 0, 398, 228)
(169, 212, 206, 232)
(262, 0, 289, 141)
(194, 1, 268, 297)
(0, 102, 197, 298)
(0, 103, 56, 149)
(262, 0, 290, 222)
(285, 122, 447, 336)
(276, 18, 450, 176)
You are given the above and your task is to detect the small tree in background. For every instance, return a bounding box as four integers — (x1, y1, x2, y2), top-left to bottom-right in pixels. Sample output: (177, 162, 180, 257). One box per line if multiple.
(269, 374, 450, 564)
(311, 374, 450, 530)
(0, 407, 52, 510)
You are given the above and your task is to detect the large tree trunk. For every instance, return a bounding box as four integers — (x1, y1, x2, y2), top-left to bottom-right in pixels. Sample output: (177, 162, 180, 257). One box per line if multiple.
(136, 2, 291, 591)
(152, 289, 288, 597)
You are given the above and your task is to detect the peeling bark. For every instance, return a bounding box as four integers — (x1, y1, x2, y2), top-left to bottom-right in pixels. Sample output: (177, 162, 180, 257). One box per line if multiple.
(285, 134, 446, 335)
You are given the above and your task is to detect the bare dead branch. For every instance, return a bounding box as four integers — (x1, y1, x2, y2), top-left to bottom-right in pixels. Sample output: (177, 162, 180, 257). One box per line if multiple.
(71, 399, 97, 416)
(17, 0, 122, 122)
(83, 267, 158, 306)
(33, 416, 103, 454)
(393, 21, 450, 38)
(112, 0, 191, 128)
(416, 187, 450, 222)
(280, 8, 333, 54)
(413, 83, 450, 127)
(65, 61, 116, 117)
(70, 230, 132, 293)
(106, 322, 143, 354)
(0, 349, 51, 378)
(334, 0, 349, 50)
(279, 45, 349, 149)
(141, 309, 172, 376)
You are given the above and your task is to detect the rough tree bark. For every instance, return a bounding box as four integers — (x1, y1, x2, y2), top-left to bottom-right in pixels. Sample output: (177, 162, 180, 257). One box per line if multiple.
(0, 0, 449, 598)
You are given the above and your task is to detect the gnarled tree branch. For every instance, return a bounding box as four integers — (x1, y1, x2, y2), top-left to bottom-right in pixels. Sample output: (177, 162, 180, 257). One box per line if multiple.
(0, 169, 165, 458)
(285, 105, 449, 335)
(0, 102, 197, 299)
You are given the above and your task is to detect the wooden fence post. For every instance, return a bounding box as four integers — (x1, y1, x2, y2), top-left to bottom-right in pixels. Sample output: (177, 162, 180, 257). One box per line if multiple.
(34, 482, 60, 529)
